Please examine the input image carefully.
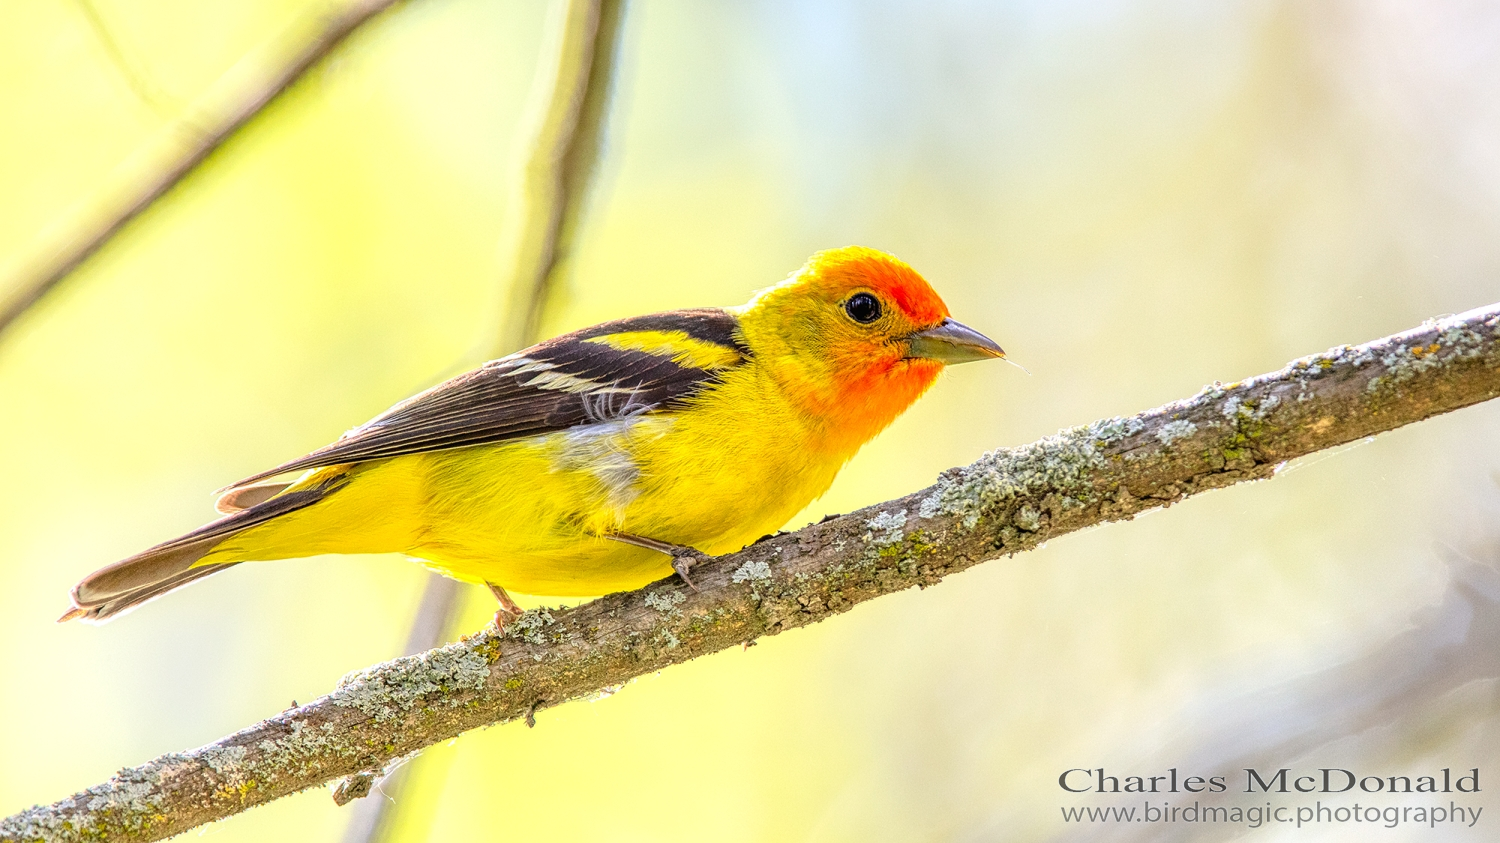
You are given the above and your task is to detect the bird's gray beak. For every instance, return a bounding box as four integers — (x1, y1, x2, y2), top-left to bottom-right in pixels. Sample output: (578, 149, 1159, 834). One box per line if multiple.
(905, 318, 1006, 364)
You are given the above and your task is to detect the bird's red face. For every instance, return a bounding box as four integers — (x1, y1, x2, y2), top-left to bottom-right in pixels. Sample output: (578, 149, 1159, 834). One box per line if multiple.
(742, 246, 1005, 452)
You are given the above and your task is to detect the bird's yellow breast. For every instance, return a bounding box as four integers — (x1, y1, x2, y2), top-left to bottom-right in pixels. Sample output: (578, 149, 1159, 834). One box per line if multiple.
(406, 362, 849, 594)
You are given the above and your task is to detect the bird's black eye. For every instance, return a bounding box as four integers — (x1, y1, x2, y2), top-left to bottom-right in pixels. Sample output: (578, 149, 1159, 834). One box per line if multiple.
(844, 292, 882, 324)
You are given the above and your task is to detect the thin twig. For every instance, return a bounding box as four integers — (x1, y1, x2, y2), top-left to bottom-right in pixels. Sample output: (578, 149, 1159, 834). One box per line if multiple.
(0, 0, 407, 344)
(338, 2, 627, 838)
(5, 304, 1500, 843)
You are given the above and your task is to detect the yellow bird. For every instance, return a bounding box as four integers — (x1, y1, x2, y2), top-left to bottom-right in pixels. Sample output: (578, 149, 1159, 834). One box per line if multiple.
(60, 246, 1005, 625)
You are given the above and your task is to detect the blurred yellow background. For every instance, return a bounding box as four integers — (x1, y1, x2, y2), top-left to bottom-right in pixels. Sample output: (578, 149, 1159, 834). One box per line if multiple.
(3, 1, 1499, 841)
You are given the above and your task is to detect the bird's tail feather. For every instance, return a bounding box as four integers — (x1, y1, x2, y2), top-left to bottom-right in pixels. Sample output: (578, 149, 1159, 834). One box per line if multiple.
(215, 481, 293, 514)
(61, 475, 345, 624)
(59, 561, 241, 623)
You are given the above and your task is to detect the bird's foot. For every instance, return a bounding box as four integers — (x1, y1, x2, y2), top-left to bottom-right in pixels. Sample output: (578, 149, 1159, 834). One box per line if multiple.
(671, 554, 701, 591)
(493, 605, 521, 631)
(487, 581, 523, 632)
(602, 531, 707, 591)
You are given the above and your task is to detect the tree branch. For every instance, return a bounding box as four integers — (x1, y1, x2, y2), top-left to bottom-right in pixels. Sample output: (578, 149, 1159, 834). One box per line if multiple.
(337, 1, 627, 838)
(0, 0, 407, 343)
(383, 0, 627, 674)
(6, 304, 1500, 842)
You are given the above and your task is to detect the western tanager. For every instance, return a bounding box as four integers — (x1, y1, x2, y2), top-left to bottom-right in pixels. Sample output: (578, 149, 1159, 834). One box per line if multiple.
(60, 246, 1005, 625)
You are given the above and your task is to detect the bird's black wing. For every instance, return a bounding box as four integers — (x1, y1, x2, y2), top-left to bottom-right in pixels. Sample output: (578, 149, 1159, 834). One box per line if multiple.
(225, 308, 748, 489)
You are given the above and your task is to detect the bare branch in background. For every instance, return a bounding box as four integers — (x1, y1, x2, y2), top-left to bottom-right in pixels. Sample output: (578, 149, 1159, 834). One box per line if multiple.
(338, 2, 627, 839)
(0, 0, 407, 344)
(73, 0, 178, 116)
(5, 304, 1499, 843)
(494, 0, 626, 357)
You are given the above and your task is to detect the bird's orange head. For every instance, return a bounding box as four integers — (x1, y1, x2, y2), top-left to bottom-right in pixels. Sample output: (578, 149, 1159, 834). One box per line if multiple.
(736, 246, 1005, 454)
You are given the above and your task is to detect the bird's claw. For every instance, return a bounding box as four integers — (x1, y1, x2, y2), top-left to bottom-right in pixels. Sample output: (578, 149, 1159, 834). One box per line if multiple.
(487, 581, 523, 632)
(601, 532, 705, 590)
(672, 555, 700, 591)
(493, 605, 521, 632)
